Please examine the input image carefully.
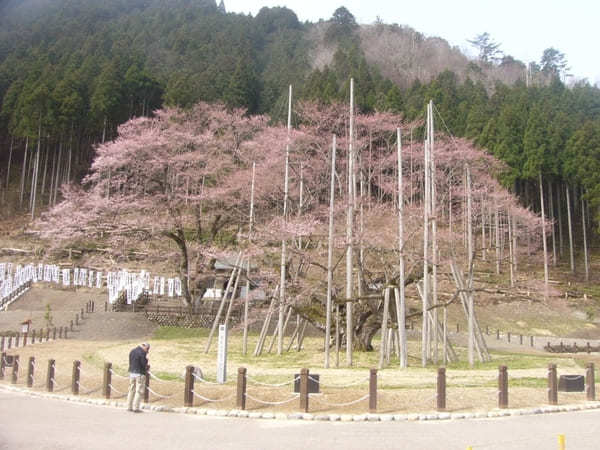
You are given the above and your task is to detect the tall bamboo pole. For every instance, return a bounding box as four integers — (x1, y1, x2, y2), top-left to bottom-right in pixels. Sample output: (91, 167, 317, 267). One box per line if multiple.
(466, 164, 474, 367)
(345, 78, 355, 366)
(325, 135, 336, 368)
(396, 128, 407, 368)
(242, 162, 255, 355)
(422, 102, 431, 367)
(278, 85, 292, 355)
(431, 124, 438, 363)
(539, 173, 549, 300)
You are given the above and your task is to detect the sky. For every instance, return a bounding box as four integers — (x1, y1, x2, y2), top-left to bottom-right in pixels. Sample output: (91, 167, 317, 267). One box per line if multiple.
(224, 0, 600, 86)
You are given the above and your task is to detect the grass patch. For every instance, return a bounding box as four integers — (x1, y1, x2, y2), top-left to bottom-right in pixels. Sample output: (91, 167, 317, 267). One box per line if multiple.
(153, 326, 210, 340)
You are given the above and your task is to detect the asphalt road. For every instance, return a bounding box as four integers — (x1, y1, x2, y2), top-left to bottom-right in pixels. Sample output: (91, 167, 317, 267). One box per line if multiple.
(0, 389, 597, 450)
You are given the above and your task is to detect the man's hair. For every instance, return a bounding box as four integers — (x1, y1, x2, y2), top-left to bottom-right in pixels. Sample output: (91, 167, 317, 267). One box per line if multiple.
(141, 343, 150, 350)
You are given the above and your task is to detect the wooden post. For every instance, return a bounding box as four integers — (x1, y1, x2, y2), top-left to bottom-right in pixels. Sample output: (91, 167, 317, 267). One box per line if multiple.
(0, 351, 5, 379)
(586, 363, 595, 401)
(11, 355, 19, 384)
(184, 365, 194, 407)
(59, 327, 63, 339)
(75, 314, 79, 326)
(507, 332, 511, 343)
(15, 333, 20, 347)
(299, 368, 309, 412)
(47, 359, 55, 392)
(103, 362, 112, 399)
(31, 330, 35, 344)
(70, 320, 74, 331)
(237, 367, 247, 410)
(105, 302, 108, 312)
(52, 327, 56, 340)
(38, 329, 42, 343)
(64, 328, 68, 339)
(144, 366, 150, 403)
(530, 336, 534, 347)
(437, 367, 446, 411)
(27, 356, 35, 387)
(0, 336, 4, 352)
(81, 308, 84, 319)
(72, 360, 80, 395)
(519, 335, 523, 345)
(498, 365, 508, 409)
(496, 329, 499, 340)
(369, 368, 377, 413)
(548, 364, 558, 405)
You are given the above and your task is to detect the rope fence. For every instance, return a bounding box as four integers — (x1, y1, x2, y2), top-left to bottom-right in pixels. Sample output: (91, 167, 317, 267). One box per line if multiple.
(0, 353, 598, 414)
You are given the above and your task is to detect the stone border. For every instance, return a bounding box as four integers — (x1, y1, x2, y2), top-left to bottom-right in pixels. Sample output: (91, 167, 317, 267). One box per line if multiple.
(3, 384, 600, 422)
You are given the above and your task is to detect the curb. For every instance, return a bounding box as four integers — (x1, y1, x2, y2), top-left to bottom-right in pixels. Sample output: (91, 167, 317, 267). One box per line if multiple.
(3, 384, 600, 422)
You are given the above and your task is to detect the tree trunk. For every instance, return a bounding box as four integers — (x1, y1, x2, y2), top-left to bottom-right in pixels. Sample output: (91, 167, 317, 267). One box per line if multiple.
(548, 180, 556, 267)
(582, 195, 589, 282)
(31, 120, 42, 219)
(396, 128, 407, 368)
(19, 137, 28, 209)
(5, 136, 14, 190)
(566, 183, 575, 273)
(539, 173, 549, 300)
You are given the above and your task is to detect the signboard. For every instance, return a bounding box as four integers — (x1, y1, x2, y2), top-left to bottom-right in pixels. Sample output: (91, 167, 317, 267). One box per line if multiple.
(217, 324, 228, 384)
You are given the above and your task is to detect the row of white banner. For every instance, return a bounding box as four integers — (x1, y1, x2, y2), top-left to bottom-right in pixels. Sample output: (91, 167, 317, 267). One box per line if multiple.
(0, 262, 182, 305)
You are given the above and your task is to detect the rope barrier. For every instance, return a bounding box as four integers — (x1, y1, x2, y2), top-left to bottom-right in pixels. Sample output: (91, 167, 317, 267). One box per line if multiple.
(190, 390, 234, 403)
(147, 371, 175, 384)
(50, 378, 69, 392)
(147, 387, 174, 399)
(309, 376, 370, 389)
(108, 383, 128, 397)
(245, 375, 299, 388)
(109, 369, 129, 379)
(311, 393, 370, 408)
(192, 373, 222, 385)
(244, 392, 300, 406)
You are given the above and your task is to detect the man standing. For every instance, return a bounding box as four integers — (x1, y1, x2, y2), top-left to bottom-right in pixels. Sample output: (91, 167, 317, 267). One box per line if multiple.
(127, 342, 150, 412)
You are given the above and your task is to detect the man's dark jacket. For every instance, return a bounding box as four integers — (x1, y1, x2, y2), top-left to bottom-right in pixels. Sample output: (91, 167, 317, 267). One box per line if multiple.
(128, 346, 148, 375)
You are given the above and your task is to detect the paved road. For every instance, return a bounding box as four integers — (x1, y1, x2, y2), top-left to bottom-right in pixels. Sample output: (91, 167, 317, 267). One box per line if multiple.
(0, 389, 597, 450)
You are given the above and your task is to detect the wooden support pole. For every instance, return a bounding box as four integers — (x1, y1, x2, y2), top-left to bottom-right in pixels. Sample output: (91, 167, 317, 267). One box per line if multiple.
(548, 364, 558, 405)
(0, 351, 5, 379)
(72, 360, 80, 395)
(52, 327, 56, 340)
(103, 362, 112, 399)
(46, 359, 54, 392)
(498, 365, 508, 409)
(31, 330, 35, 344)
(75, 314, 79, 326)
(11, 355, 19, 384)
(70, 320, 73, 331)
(586, 363, 595, 401)
(27, 356, 35, 387)
(299, 368, 309, 412)
(237, 367, 247, 410)
(0, 336, 4, 352)
(369, 368, 377, 413)
(64, 328, 68, 339)
(437, 367, 446, 411)
(15, 333, 20, 347)
(59, 327, 63, 339)
(38, 329, 42, 343)
(184, 365, 194, 407)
